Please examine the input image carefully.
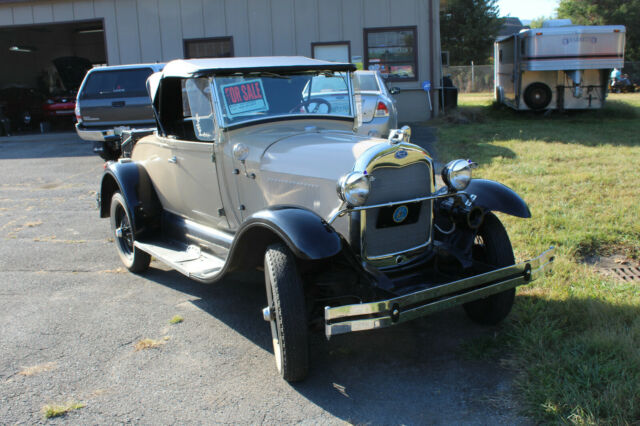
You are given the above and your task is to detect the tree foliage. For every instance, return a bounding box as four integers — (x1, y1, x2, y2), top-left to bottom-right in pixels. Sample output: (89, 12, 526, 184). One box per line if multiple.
(529, 16, 553, 29)
(558, 0, 639, 61)
(440, 0, 503, 65)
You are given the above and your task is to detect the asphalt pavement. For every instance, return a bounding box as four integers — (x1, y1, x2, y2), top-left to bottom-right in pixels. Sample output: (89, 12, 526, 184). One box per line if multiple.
(0, 132, 529, 424)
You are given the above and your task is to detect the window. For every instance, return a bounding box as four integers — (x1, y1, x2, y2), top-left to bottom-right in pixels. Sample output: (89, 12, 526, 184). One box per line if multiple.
(353, 73, 380, 92)
(184, 37, 234, 59)
(182, 78, 215, 141)
(80, 68, 154, 99)
(311, 41, 351, 63)
(364, 26, 417, 81)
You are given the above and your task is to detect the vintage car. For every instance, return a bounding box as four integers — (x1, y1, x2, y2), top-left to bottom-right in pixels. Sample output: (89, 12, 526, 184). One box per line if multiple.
(98, 57, 554, 382)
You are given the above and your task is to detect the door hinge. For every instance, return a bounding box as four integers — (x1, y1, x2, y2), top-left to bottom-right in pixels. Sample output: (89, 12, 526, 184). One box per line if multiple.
(211, 151, 216, 163)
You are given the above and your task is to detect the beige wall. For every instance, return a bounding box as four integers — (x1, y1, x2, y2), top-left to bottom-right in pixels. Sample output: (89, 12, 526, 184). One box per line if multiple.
(0, 0, 441, 120)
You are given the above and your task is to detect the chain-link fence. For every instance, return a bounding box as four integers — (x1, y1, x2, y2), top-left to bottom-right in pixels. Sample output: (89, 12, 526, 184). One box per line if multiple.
(443, 65, 494, 93)
(444, 62, 640, 93)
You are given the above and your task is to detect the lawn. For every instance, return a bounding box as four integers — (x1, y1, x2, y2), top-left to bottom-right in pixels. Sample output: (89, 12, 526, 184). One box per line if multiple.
(433, 93, 640, 424)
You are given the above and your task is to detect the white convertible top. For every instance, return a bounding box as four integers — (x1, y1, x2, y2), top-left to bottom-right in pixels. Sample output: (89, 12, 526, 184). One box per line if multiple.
(160, 56, 355, 78)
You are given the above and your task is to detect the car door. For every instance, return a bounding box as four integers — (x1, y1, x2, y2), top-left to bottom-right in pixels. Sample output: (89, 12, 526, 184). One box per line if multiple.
(170, 78, 230, 230)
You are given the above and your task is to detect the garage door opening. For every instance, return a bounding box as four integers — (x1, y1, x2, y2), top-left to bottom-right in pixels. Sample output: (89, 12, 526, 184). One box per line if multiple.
(0, 20, 106, 134)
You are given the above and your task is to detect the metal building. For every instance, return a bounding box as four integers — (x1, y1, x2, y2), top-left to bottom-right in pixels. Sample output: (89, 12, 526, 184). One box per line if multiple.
(0, 0, 442, 121)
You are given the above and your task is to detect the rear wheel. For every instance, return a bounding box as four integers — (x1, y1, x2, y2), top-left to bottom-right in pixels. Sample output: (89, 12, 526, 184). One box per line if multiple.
(110, 192, 150, 273)
(463, 213, 516, 325)
(263, 243, 309, 382)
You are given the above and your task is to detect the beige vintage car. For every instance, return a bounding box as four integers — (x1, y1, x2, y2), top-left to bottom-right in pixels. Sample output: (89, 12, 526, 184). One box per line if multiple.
(98, 57, 554, 382)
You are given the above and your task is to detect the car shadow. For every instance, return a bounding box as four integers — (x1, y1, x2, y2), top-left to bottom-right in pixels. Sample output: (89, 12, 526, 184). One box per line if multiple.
(0, 132, 95, 159)
(140, 266, 526, 424)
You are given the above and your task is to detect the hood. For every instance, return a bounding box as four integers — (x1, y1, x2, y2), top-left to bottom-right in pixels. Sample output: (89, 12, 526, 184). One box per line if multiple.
(260, 131, 382, 182)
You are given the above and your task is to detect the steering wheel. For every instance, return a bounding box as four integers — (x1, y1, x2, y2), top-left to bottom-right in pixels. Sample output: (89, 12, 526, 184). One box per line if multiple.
(289, 98, 332, 114)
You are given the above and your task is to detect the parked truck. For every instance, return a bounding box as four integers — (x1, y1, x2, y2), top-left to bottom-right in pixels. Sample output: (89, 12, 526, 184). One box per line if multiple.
(494, 19, 626, 111)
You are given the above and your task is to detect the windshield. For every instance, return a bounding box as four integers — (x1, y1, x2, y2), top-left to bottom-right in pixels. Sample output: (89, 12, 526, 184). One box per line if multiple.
(213, 71, 352, 127)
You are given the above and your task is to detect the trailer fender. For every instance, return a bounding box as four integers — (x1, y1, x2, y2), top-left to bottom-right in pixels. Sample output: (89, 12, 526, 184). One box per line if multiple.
(466, 179, 531, 218)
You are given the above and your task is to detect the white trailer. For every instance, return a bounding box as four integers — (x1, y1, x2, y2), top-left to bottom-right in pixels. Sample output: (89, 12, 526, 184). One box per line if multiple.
(494, 20, 626, 111)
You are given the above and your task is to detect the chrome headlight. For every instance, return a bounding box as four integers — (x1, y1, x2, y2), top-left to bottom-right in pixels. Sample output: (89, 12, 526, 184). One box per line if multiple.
(337, 171, 371, 206)
(442, 159, 472, 191)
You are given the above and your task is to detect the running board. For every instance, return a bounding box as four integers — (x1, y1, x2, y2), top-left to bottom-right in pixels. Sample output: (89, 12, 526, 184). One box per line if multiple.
(134, 239, 225, 283)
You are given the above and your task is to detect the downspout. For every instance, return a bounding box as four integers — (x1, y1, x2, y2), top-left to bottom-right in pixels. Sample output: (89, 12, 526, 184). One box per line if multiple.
(429, 0, 435, 118)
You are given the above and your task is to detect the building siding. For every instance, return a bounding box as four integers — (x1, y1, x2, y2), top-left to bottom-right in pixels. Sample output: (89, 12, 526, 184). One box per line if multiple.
(0, 0, 441, 120)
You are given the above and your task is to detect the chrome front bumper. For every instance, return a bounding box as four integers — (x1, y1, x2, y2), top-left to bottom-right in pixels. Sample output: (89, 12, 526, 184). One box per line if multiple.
(324, 247, 555, 337)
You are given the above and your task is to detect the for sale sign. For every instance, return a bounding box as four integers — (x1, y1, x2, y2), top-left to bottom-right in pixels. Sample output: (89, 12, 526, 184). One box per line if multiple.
(221, 79, 269, 117)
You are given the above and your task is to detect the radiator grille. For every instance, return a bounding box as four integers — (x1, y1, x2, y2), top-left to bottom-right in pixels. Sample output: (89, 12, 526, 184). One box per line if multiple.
(363, 163, 432, 258)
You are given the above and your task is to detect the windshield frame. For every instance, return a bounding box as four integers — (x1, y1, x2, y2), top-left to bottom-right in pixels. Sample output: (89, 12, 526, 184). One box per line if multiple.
(209, 70, 356, 130)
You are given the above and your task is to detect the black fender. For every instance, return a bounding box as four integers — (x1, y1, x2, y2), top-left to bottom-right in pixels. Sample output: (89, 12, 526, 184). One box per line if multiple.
(226, 206, 343, 271)
(465, 179, 531, 218)
(99, 161, 161, 234)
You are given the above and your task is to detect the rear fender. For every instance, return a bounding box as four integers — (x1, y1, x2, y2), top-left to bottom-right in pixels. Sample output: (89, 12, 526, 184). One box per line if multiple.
(466, 179, 531, 218)
(99, 161, 161, 235)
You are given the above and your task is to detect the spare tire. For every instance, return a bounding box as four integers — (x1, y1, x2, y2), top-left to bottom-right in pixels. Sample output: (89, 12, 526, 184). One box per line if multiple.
(523, 83, 552, 110)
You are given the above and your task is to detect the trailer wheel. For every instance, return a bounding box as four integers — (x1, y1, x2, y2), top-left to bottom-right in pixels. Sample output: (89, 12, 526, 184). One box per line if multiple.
(523, 83, 552, 110)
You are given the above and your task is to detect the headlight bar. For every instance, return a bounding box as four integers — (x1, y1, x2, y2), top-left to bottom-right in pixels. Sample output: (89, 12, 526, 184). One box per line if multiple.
(327, 191, 470, 224)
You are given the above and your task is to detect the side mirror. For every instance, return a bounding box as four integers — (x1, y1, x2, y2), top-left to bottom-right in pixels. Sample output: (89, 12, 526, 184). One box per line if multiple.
(389, 87, 401, 95)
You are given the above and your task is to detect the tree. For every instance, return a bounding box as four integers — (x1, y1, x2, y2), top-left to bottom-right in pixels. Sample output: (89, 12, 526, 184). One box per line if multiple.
(440, 0, 503, 65)
(529, 16, 553, 29)
(557, 0, 640, 61)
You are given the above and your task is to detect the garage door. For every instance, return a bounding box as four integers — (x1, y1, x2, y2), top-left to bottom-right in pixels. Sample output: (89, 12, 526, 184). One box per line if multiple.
(0, 20, 106, 131)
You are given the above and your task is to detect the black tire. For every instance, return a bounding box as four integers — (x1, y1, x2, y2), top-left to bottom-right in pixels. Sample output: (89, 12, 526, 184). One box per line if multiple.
(523, 82, 552, 110)
(463, 213, 516, 325)
(109, 192, 151, 273)
(263, 243, 309, 382)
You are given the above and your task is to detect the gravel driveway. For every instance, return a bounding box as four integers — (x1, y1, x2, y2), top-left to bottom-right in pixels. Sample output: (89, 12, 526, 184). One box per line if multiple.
(0, 132, 528, 424)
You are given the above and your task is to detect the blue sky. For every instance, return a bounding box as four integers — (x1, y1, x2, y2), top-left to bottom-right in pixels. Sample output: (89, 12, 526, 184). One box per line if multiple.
(496, 0, 560, 20)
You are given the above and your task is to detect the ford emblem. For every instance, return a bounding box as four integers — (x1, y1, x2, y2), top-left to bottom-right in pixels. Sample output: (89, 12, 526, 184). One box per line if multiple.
(392, 205, 409, 223)
(395, 150, 408, 159)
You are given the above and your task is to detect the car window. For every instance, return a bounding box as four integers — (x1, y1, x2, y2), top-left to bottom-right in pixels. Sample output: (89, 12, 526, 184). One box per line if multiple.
(355, 74, 380, 92)
(182, 78, 215, 142)
(214, 71, 352, 127)
(80, 68, 154, 99)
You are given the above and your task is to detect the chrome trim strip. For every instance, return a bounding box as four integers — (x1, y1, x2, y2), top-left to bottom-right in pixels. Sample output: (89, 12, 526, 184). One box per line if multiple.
(327, 191, 463, 224)
(324, 247, 555, 337)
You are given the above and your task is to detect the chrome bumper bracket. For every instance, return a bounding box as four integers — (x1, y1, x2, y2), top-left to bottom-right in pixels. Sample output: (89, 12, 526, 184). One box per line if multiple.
(324, 247, 555, 337)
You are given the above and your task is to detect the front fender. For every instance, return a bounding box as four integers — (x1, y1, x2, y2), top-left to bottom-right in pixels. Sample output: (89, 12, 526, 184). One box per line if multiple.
(466, 179, 531, 218)
(99, 161, 161, 234)
(226, 206, 343, 271)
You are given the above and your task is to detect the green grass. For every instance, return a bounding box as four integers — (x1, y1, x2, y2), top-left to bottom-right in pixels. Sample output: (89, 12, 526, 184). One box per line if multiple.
(42, 401, 85, 419)
(434, 92, 640, 424)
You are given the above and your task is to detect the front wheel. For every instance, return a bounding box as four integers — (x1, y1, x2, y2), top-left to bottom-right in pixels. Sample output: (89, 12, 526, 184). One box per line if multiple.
(263, 243, 309, 382)
(109, 192, 150, 273)
(463, 213, 516, 325)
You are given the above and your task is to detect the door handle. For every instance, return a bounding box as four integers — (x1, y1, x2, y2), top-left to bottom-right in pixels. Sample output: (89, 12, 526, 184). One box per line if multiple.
(111, 101, 125, 107)
(168, 156, 177, 164)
